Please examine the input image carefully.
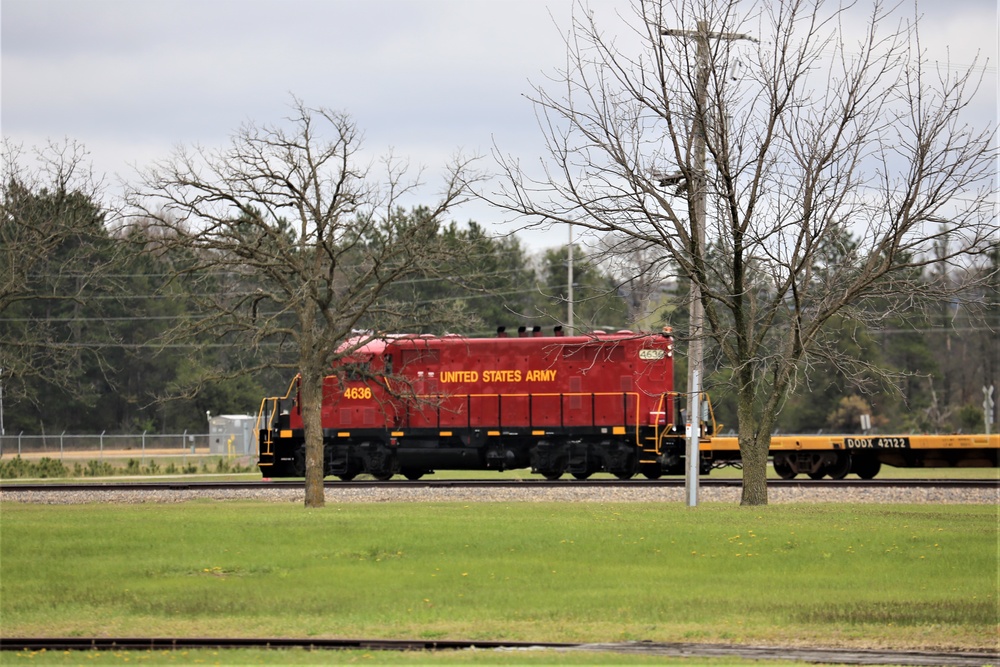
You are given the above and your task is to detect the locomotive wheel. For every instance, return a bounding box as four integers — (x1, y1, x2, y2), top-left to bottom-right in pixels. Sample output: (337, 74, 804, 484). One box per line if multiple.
(640, 463, 662, 480)
(608, 447, 638, 480)
(362, 441, 397, 481)
(402, 469, 427, 481)
(293, 447, 307, 477)
(541, 469, 564, 481)
(807, 471, 826, 480)
(572, 472, 592, 480)
(614, 468, 636, 480)
(330, 453, 362, 481)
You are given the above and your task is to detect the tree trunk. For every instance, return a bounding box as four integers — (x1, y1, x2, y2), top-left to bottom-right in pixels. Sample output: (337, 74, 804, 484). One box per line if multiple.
(739, 434, 769, 505)
(737, 381, 769, 506)
(300, 373, 326, 508)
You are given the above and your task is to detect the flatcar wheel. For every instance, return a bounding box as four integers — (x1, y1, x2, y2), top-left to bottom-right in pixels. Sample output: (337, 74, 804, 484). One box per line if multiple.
(336, 472, 358, 481)
(772, 456, 797, 480)
(807, 471, 825, 480)
(851, 455, 881, 479)
(371, 471, 394, 481)
(825, 453, 851, 480)
(402, 469, 426, 481)
(572, 472, 592, 480)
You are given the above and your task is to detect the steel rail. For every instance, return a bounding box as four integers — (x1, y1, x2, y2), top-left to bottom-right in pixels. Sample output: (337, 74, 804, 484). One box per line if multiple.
(0, 636, 571, 652)
(1, 637, 996, 666)
(1, 478, 997, 492)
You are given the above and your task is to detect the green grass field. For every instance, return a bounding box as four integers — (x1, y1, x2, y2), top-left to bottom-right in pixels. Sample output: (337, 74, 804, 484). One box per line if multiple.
(0, 647, 832, 666)
(0, 647, 808, 665)
(1, 501, 996, 657)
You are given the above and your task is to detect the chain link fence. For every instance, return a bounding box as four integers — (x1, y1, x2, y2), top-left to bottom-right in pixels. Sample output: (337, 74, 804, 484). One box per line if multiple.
(0, 431, 257, 464)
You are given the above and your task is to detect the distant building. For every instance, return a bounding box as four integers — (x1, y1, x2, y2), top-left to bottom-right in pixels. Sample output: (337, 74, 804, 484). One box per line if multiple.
(209, 415, 256, 455)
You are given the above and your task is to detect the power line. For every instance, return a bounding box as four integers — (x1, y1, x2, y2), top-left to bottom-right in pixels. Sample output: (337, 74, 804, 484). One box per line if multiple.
(0, 287, 560, 325)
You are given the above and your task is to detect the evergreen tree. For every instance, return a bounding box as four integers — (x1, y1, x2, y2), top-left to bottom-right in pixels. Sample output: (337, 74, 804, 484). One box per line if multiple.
(538, 244, 629, 331)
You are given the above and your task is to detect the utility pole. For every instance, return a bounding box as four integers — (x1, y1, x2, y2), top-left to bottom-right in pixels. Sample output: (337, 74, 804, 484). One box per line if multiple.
(985, 385, 995, 436)
(568, 224, 575, 333)
(662, 20, 756, 507)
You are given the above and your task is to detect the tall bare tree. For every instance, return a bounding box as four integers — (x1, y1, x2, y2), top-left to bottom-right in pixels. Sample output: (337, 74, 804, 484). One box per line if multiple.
(485, 0, 997, 504)
(127, 99, 481, 507)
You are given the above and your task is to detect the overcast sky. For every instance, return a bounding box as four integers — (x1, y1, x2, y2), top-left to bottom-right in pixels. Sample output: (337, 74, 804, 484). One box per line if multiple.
(2, 0, 996, 252)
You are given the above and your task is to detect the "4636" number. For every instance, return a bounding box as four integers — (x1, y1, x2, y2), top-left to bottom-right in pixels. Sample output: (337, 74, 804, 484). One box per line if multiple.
(343, 386, 373, 400)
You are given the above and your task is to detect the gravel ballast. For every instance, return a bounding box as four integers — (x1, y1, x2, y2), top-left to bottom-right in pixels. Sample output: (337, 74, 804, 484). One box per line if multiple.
(2, 484, 996, 504)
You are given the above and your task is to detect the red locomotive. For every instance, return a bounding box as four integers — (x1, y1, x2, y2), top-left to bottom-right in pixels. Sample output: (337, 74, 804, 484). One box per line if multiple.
(257, 327, 686, 480)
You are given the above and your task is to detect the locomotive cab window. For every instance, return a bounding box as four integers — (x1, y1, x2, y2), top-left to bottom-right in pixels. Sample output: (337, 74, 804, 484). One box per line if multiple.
(341, 359, 371, 382)
(400, 348, 439, 368)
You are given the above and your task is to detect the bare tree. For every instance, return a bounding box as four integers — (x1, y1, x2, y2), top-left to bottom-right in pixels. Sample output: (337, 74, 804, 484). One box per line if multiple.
(485, 0, 997, 504)
(127, 99, 482, 507)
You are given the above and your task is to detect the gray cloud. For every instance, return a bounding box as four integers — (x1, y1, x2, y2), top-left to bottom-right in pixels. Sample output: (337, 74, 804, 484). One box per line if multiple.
(2, 0, 995, 250)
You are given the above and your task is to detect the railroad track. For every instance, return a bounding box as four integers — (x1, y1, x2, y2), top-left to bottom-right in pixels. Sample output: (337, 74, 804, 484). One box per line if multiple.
(1, 478, 997, 492)
(1, 637, 996, 666)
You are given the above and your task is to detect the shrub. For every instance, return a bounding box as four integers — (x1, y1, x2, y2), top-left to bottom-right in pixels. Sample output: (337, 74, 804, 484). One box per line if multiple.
(35, 458, 68, 479)
(85, 460, 115, 477)
(0, 456, 31, 479)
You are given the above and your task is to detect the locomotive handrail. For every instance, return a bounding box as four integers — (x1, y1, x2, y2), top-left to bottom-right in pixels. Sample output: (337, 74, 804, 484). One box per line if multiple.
(646, 391, 719, 457)
(254, 398, 277, 456)
(700, 391, 720, 437)
(650, 393, 670, 456)
(254, 377, 299, 456)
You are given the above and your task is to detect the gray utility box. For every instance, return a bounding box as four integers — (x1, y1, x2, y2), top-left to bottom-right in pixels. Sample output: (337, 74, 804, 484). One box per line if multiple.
(209, 415, 256, 455)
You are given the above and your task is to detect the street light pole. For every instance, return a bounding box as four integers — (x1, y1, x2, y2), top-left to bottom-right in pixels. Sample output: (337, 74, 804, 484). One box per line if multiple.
(686, 21, 709, 508)
(662, 20, 756, 507)
(0, 367, 5, 437)
(661, 20, 710, 507)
